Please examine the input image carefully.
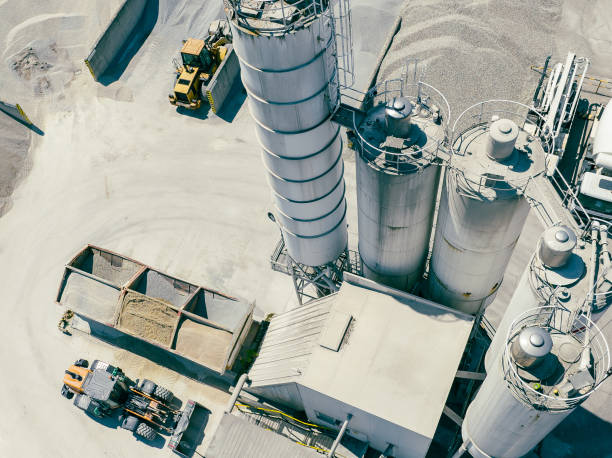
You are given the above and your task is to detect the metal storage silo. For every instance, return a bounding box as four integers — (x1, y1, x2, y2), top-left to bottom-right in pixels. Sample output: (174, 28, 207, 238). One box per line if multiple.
(427, 101, 552, 315)
(457, 306, 610, 458)
(224, 1, 350, 268)
(353, 79, 449, 291)
(485, 224, 589, 373)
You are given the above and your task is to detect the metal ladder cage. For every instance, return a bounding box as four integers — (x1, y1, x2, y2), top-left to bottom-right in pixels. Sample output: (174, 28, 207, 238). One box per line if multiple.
(351, 77, 451, 173)
(502, 306, 610, 412)
(224, 0, 354, 90)
(450, 100, 555, 196)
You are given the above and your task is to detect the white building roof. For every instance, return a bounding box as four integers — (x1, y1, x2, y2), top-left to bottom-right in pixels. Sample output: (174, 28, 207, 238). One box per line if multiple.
(249, 274, 474, 440)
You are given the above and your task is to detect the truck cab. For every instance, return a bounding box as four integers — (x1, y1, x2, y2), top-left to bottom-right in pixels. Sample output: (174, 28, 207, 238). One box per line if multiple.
(578, 171, 612, 221)
(577, 99, 612, 222)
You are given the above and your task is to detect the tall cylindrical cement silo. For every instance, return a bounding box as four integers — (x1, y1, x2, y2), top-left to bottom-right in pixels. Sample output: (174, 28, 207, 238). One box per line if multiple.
(352, 80, 449, 291)
(225, 1, 347, 267)
(485, 224, 590, 373)
(428, 101, 551, 315)
(458, 306, 610, 458)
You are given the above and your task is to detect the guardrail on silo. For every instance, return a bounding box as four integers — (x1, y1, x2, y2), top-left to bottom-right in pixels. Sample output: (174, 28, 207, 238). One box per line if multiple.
(84, 0, 147, 81)
(351, 78, 451, 172)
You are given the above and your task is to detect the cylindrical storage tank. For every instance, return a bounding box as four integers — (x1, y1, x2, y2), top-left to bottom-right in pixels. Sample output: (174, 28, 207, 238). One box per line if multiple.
(462, 307, 610, 458)
(226, 1, 347, 267)
(539, 225, 578, 267)
(427, 101, 550, 314)
(354, 81, 449, 291)
(485, 225, 588, 373)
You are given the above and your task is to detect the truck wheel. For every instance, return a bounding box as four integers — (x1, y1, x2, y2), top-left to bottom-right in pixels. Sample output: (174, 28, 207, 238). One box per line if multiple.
(138, 379, 156, 395)
(153, 385, 174, 403)
(61, 384, 74, 399)
(74, 359, 89, 368)
(121, 415, 139, 432)
(135, 423, 157, 441)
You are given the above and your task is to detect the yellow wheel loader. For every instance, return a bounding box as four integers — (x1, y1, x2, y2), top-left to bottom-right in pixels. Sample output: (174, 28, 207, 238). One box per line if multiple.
(169, 19, 240, 114)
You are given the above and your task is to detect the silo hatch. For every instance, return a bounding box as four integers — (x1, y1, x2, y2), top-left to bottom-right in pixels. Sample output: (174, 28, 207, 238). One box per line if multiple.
(319, 311, 352, 351)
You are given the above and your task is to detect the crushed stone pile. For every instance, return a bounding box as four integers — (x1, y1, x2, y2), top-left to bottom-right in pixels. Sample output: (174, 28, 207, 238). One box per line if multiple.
(377, 0, 562, 121)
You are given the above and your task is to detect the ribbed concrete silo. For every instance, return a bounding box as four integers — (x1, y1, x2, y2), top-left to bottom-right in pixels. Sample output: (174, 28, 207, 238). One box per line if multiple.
(427, 101, 551, 315)
(457, 306, 610, 458)
(352, 80, 449, 291)
(485, 224, 590, 373)
(224, 1, 349, 272)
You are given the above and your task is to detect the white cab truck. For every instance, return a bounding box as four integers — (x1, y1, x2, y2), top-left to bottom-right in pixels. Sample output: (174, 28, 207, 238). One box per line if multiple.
(578, 99, 612, 221)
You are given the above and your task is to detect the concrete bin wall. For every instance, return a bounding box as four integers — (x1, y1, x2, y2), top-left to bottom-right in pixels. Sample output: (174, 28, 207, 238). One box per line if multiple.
(85, 0, 147, 81)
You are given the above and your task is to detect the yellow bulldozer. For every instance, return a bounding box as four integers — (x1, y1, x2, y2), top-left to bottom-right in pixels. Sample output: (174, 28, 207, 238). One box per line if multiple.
(169, 19, 240, 113)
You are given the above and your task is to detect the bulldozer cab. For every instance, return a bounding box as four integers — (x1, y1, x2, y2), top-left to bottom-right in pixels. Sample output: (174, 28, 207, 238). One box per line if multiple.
(63, 364, 90, 394)
(180, 39, 211, 69)
(63, 360, 129, 410)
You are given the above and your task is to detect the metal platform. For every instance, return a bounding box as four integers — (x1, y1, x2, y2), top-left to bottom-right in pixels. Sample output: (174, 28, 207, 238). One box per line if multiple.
(270, 238, 362, 305)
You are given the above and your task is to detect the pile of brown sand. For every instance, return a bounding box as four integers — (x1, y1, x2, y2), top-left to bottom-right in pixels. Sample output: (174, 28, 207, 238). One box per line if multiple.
(175, 319, 233, 371)
(118, 291, 179, 347)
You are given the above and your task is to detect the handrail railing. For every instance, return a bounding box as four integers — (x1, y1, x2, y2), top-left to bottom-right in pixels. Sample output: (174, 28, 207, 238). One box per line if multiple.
(503, 306, 610, 411)
(351, 79, 450, 172)
(449, 100, 554, 195)
(548, 167, 592, 231)
(225, 0, 329, 32)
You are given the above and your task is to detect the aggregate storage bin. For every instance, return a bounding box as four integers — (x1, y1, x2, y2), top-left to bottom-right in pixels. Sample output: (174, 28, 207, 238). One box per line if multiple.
(56, 245, 254, 374)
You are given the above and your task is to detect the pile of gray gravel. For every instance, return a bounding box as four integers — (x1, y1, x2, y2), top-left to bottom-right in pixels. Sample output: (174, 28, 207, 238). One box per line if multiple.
(377, 0, 562, 122)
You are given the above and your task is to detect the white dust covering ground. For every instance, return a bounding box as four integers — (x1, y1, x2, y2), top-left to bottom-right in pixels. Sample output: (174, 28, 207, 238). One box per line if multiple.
(0, 0, 403, 456)
(0, 1, 281, 457)
(0, 0, 611, 456)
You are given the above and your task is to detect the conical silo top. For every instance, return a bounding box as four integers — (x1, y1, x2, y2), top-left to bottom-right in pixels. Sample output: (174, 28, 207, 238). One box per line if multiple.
(538, 225, 578, 268)
(450, 113, 546, 198)
(354, 83, 448, 175)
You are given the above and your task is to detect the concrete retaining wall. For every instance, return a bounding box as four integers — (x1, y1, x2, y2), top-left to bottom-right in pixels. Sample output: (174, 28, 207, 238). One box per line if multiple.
(0, 100, 31, 124)
(85, 0, 147, 81)
(206, 47, 240, 114)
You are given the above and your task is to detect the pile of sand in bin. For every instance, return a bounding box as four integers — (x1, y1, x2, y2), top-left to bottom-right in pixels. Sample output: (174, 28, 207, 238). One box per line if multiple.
(175, 319, 233, 370)
(118, 291, 179, 347)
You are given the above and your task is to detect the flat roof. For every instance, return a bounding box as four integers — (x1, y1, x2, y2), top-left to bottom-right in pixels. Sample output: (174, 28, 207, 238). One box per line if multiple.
(250, 276, 474, 440)
(303, 278, 473, 439)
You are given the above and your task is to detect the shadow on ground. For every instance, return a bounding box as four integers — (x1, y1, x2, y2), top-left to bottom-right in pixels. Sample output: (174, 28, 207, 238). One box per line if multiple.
(85, 318, 235, 391)
(215, 82, 247, 123)
(173, 81, 246, 123)
(539, 406, 612, 457)
(0, 110, 44, 135)
(98, 0, 160, 86)
(176, 104, 210, 121)
(82, 409, 166, 449)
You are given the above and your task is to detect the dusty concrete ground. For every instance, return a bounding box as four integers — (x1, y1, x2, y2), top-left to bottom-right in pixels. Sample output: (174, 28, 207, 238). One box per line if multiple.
(0, 1, 401, 457)
(1, 0, 611, 456)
